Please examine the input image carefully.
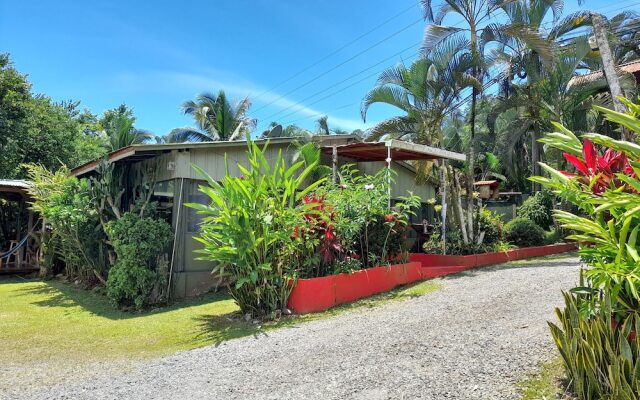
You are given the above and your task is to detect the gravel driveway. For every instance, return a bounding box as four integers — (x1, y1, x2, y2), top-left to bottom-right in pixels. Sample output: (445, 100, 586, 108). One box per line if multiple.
(10, 256, 580, 400)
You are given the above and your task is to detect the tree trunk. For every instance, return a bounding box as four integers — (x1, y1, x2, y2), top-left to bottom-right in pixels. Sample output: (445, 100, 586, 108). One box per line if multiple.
(467, 26, 479, 242)
(531, 130, 541, 192)
(467, 85, 477, 240)
(449, 166, 469, 244)
(592, 13, 630, 140)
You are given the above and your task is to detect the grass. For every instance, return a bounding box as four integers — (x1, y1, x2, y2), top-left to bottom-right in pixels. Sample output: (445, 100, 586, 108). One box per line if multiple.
(518, 357, 570, 400)
(0, 276, 440, 390)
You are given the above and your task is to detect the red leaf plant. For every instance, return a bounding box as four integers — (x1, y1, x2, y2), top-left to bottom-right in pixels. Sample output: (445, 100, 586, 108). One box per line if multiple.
(297, 196, 343, 266)
(562, 139, 636, 194)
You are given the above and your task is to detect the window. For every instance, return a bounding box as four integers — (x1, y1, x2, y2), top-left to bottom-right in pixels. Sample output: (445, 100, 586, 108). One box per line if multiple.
(186, 180, 208, 233)
(151, 180, 175, 226)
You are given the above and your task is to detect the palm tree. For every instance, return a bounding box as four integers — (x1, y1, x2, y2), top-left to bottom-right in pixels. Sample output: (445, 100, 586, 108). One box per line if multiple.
(106, 114, 154, 151)
(488, 3, 639, 189)
(361, 37, 479, 145)
(172, 90, 256, 142)
(315, 116, 350, 135)
(420, 0, 552, 239)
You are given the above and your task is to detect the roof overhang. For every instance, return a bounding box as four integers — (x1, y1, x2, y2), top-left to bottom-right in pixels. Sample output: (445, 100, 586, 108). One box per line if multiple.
(69, 137, 321, 177)
(320, 140, 466, 162)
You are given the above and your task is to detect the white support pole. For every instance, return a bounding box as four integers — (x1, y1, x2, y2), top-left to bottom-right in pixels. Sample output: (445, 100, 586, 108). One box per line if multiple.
(332, 145, 338, 184)
(386, 144, 392, 208)
(440, 162, 447, 255)
(167, 177, 184, 300)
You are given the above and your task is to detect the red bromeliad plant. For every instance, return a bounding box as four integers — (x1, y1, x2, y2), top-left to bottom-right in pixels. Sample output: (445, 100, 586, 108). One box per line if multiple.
(532, 101, 640, 400)
(533, 116, 640, 319)
(562, 138, 636, 194)
(292, 195, 344, 277)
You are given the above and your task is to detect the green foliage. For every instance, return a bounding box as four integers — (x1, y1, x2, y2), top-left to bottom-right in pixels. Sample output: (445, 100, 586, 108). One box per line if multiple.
(188, 138, 324, 317)
(532, 108, 640, 318)
(422, 230, 485, 255)
(543, 229, 565, 245)
(172, 90, 255, 142)
(315, 164, 420, 269)
(504, 218, 545, 247)
(518, 190, 554, 229)
(0, 54, 107, 177)
(478, 207, 503, 245)
(25, 164, 106, 280)
(533, 104, 640, 398)
(549, 292, 640, 400)
(106, 212, 172, 309)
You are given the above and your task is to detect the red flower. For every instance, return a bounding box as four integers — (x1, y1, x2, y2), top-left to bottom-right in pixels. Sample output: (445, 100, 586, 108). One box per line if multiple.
(562, 139, 636, 194)
(384, 214, 395, 222)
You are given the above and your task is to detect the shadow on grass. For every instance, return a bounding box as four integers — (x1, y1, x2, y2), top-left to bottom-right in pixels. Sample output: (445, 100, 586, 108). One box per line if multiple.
(193, 314, 268, 346)
(7, 276, 233, 321)
(192, 280, 441, 346)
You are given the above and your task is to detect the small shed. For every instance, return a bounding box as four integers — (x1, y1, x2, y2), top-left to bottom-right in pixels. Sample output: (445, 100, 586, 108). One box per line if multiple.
(474, 180, 500, 200)
(0, 180, 39, 273)
(70, 137, 466, 297)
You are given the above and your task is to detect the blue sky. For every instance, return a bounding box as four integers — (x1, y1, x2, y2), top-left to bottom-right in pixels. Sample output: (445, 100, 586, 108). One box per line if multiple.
(0, 0, 634, 137)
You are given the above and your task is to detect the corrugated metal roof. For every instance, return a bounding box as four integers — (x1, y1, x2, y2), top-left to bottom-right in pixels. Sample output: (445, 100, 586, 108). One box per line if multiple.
(0, 180, 30, 189)
(568, 60, 640, 86)
(70, 135, 362, 177)
(320, 140, 467, 162)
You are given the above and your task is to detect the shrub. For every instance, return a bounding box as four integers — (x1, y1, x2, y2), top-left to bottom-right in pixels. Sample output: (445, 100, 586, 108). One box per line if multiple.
(25, 164, 107, 281)
(188, 139, 324, 317)
(314, 164, 419, 270)
(532, 101, 640, 398)
(550, 292, 640, 399)
(422, 230, 485, 255)
(478, 208, 503, 245)
(106, 212, 172, 309)
(503, 218, 545, 247)
(543, 229, 564, 245)
(518, 190, 554, 229)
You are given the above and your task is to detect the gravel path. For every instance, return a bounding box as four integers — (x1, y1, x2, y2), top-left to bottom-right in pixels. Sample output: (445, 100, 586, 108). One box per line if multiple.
(10, 257, 580, 400)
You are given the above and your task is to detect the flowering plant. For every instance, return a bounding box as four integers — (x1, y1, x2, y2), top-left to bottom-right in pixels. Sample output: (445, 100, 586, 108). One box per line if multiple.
(533, 116, 640, 319)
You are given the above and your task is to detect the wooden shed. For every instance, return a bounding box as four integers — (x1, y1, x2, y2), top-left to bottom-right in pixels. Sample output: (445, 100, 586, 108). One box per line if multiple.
(0, 180, 39, 273)
(71, 137, 465, 298)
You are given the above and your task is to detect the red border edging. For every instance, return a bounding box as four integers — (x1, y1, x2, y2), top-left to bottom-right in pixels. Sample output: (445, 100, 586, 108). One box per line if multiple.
(287, 262, 422, 314)
(287, 243, 576, 314)
(409, 242, 577, 269)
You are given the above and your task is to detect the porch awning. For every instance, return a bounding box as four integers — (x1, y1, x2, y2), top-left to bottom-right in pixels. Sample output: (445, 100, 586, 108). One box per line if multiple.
(320, 140, 466, 162)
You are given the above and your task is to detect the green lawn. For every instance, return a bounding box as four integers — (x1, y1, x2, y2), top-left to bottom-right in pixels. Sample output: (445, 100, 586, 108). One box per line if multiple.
(518, 357, 570, 399)
(0, 276, 439, 390)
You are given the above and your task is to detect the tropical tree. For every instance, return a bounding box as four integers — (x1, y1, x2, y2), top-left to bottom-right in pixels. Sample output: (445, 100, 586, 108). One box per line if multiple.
(488, 3, 639, 189)
(106, 114, 154, 151)
(315, 115, 350, 135)
(172, 90, 256, 142)
(361, 41, 480, 245)
(420, 0, 552, 239)
(361, 37, 479, 144)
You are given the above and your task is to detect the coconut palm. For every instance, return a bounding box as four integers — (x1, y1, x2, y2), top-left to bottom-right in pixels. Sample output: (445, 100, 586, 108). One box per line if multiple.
(106, 114, 154, 151)
(172, 90, 256, 142)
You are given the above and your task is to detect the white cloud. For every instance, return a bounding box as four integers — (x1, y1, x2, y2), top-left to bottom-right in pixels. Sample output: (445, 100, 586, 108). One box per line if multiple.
(152, 71, 371, 132)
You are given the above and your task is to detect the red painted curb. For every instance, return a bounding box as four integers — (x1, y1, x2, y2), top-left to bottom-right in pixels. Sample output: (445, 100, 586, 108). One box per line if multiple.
(409, 242, 577, 268)
(287, 243, 576, 315)
(287, 262, 422, 314)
